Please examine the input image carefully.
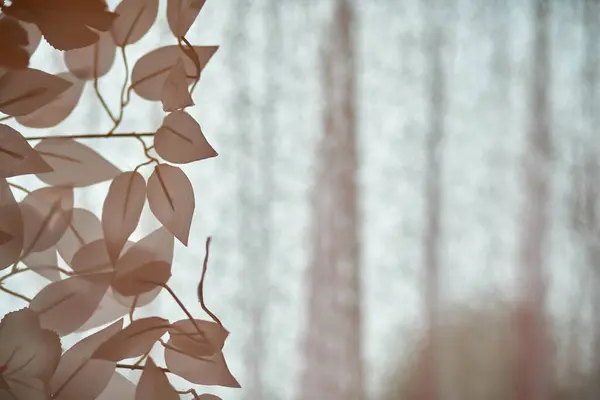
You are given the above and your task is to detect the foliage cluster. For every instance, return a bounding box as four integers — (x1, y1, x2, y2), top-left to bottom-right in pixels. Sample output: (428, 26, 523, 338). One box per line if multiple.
(0, 0, 238, 398)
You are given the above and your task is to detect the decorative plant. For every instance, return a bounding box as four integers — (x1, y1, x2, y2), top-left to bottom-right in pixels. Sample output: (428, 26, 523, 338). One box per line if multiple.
(0, 0, 239, 398)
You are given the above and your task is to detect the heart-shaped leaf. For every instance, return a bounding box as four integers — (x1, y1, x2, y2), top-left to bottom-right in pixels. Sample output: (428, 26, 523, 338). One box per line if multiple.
(130, 45, 218, 101)
(154, 111, 217, 164)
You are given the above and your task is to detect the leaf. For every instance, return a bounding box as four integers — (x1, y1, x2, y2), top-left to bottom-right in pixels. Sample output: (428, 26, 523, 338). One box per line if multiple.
(168, 319, 228, 358)
(64, 30, 116, 81)
(20, 186, 74, 256)
(154, 111, 217, 164)
(34, 138, 121, 187)
(76, 288, 132, 333)
(21, 246, 62, 281)
(29, 272, 112, 336)
(136, 357, 179, 400)
(21, 20, 42, 56)
(0, 179, 22, 270)
(3, 0, 118, 51)
(51, 319, 123, 400)
(166, 0, 206, 38)
(102, 171, 147, 263)
(0, 308, 62, 384)
(15, 72, 85, 128)
(92, 317, 170, 361)
(112, 260, 171, 297)
(161, 59, 194, 112)
(0, 68, 73, 116)
(97, 372, 136, 400)
(164, 345, 240, 388)
(131, 45, 218, 101)
(0, 124, 53, 178)
(70, 239, 113, 275)
(56, 208, 103, 265)
(0, 15, 30, 69)
(111, 0, 159, 47)
(111, 227, 173, 297)
(147, 164, 194, 245)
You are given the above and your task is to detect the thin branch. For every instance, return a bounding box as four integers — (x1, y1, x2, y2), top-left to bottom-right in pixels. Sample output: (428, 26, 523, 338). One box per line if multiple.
(0, 285, 32, 302)
(139, 280, 207, 340)
(198, 237, 224, 329)
(24, 132, 154, 141)
(0, 115, 13, 122)
(8, 182, 30, 194)
(108, 47, 131, 135)
(116, 362, 170, 373)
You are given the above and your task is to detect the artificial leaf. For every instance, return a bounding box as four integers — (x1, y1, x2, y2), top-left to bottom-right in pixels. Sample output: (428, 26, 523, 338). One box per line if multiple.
(112, 260, 171, 297)
(21, 246, 62, 281)
(164, 345, 240, 388)
(51, 319, 123, 400)
(70, 239, 113, 275)
(0, 308, 62, 399)
(111, 0, 159, 47)
(0, 68, 73, 116)
(0, 124, 53, 178)
(166, 0, 206, 38)
(97, 372, 136, 400)
(168, 319, 228, 358)
(0, 179, 23, 269)
(111, 227, 173, 297)
(92, 317, 170, 361)
(136, 357, 179, 400)
(147, 164, 194, 245)
(130, 45, 218, 101)
(64, 30, 117, 80)
(0, 15, 30, 69)
(102, 171, 146, 263)
(3, 0, 118, 51)
(15, 72, 85, 128)
(20, 186, 74, 256)
(154, 110, 217, 164)
(76, 288, 133, 333)
(21, 20, 42, 55)
(161, 59, 194, 112)
(56, 208, 103, 265)
(29, 272, 112, 336)
(34, 138, 121, 187)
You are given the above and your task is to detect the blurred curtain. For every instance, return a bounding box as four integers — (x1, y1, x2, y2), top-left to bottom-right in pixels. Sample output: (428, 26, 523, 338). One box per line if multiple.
(6, 0, 600, 399)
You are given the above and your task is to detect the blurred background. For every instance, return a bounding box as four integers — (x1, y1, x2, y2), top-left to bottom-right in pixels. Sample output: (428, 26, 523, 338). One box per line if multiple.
(4, 0, 600, 398)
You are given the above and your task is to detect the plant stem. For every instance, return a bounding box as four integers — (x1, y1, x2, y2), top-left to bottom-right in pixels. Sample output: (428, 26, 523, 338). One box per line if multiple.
(24, 132, 154, 141)
(116, 363, 170, 373)
(0, 285, 32, 302)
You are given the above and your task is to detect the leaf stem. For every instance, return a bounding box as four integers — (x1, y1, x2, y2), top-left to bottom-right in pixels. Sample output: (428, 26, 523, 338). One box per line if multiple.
(24, 132, 154, 141)
(116, 362, 170, 373)
(0, 285, 31, 302)
(139, 280, 206, 340)
(198, 237, 224, 329)
(8, 182, 30, 194)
